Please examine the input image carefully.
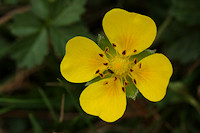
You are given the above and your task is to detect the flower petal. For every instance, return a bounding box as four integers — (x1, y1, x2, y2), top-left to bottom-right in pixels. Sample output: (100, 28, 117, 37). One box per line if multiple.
(80, 78, 126, 122)
(60, 36, 108, 83)
(103, 8, 157, 56)
(130, 54, 173, 102)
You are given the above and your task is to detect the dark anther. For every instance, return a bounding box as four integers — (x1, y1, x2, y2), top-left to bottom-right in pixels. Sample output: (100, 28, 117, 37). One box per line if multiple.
(103, 81, 108, 85)
(122, 87, 125, 92)
(133, 49, 137, 53)
(138, 63, 141, 68)
(105, 47, 109, 53)
(103, 63, 108, 66)
(99, 73, 104, 78)
(124, 81, 129, 87)
(95, 69, 100, 74)
(133, 58, 137, 64)
(112, 43, 116, 47)
(133, 79, 137, 85)
(99, 53, 104, 57)
(122, 50, 126, 56)
(114, 77, 117, 81)
(130, 68, 133, 72)
(108, 69, 114, 74)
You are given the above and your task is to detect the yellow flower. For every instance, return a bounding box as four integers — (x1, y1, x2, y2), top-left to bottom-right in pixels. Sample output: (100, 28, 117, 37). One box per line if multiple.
(60, 8, 173, 122)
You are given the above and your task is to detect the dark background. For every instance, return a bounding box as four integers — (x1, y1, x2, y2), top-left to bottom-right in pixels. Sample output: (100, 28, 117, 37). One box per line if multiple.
(0, 0, 200, 132)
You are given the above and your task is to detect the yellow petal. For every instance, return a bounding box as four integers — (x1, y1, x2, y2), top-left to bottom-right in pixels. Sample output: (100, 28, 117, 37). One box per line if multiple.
(130, 54, 173, 102)
(103, 8, 157, 56)
(80, 78, 126, 122)
(60, 36, 108, 83)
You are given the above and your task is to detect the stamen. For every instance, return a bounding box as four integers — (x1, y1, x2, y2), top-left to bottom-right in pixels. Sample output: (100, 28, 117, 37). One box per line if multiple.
(99, 73, 105, 78)
(114, 76, 117, 81)
(103, 81, 108, 85)
(106, 52, 114, 58)
(122, 87, 125, 92)
(112, 43, 116, 47)
(124, 81, 129, 87)
(122, 50, 126, 56)
(133, 79, 137, 85)
(105, 47, 109, 53)
(130, 68, 133, 72)
(133, 58, 137, 64)
(138, 63, 141, 68)
(108, 69, 114, 74)
(123, 76, 129, 87)
(99, 53, 104, 57)
(133, 49, 137, 53)
(103, 63, 108, 66)
(95, 69, 100, 74)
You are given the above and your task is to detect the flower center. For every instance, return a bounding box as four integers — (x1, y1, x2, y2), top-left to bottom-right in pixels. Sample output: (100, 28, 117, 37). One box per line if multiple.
(109, 56, 130, 77)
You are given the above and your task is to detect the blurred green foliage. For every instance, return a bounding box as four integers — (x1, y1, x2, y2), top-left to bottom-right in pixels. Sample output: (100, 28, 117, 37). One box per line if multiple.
(0, 0, 200, 133)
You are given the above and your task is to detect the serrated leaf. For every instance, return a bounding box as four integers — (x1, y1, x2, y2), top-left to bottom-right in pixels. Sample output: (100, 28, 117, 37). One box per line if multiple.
(125, 76, 138, 100)
(10, 28, 48, 68)
(31, 0, 49, 20)
(10, 12, 42, 37)
(52, 0, 86, 26)
(49, 27, 66, 57)
(50, 24, 92, 57)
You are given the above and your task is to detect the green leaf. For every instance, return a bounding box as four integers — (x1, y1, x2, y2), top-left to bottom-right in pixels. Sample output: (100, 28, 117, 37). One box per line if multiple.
(50, 24, 92, 57)
(0, 35, 10, 58)
(10, 28, 48, 68)
(170, 0, 200, 26)
(29, 113, 43, 133)
(31, 0, 49, 20)
(10, 12, 42, 37)
(165, 31, 200, 64)
(52, 0, 86, 26)
(4, 0, 20, 4)
(38, 88, 58, 122)
(49, 27, 66, 57)
(125, 76, 138, 100)
(0, 105, 15, 115)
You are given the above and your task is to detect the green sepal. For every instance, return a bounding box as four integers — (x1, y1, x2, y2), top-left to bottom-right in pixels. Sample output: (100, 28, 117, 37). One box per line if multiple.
(125, 76, 138, 100)
(97, 34, 116, 58)
(130, 49, 156, 62)
(85, 72, 112, 86)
